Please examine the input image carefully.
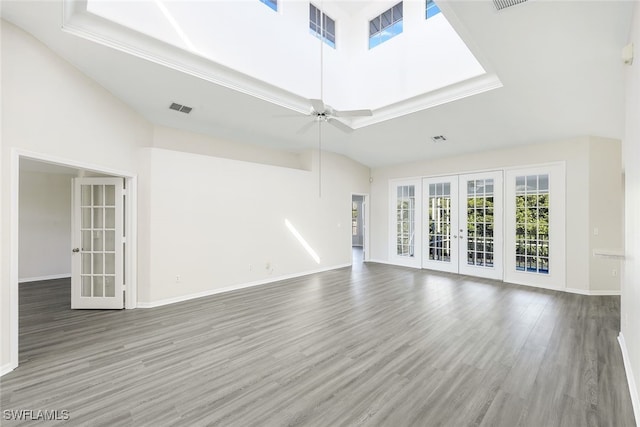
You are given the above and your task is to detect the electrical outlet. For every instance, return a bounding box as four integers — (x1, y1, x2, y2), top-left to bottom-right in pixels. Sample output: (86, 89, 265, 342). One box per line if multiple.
(266, 262, 271, 270)
(175, 275, 181, 283)
(249, 264, 253, 271)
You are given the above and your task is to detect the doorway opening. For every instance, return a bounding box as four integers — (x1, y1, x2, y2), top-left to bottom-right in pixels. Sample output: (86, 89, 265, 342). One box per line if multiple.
(351, 194, 368, 267)
(6, 151, 138, 375)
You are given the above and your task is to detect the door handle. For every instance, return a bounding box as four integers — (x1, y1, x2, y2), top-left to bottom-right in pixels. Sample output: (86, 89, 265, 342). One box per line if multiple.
(72, 248, 80, 253)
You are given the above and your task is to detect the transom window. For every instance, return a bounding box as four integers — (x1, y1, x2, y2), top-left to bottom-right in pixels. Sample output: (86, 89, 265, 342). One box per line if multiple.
(515, 174, 549, 274)
(310, 4, 336, 48)
(259, 0, 277, 12)
(369, 2, 403, 49)
(426, 0, 441, 19)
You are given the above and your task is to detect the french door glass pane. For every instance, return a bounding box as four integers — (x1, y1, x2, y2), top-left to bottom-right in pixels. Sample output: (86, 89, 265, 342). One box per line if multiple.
(104, 185, 116, 206)
(105, 231, 116, 252)
(93, 208, 103, 228)
(81, 208, 91, 228)
(105, 208, 115, 228)
(515, 174, 550, 274)
(81, 185, 91, 206)
(467, 179, 494, 267)
(82, 231, 91, 251)
(93, 231, 103, 252)
(81, 276, 91, 297)
(105, 276, 116, 297)
(105, 253, 115, 275)
(93, 276, 104, 297)
(93, 253, 103, 274)
(428, 182, 452, 261)
(93, 185, 104, 206)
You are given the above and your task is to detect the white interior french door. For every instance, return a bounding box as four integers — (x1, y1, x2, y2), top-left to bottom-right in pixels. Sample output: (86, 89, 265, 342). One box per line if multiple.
(71, 177, 124, 309)
(423, 171, 503, 280)
(423, 176, 459, 273)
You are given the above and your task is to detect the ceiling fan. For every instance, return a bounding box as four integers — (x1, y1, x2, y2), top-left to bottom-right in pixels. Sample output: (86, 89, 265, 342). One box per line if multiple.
(305, 2, 373, 196)
(295, 98, 373, 134)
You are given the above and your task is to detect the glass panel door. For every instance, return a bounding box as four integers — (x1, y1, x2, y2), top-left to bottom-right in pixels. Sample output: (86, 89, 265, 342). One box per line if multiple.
(421, 171, 503, 279)
(505, 165, 566, 289)
(390, 179, 422, 267)
(423, 176, 459, 273)
(459, 172, 503, 279)
(72, 177, 124, 309)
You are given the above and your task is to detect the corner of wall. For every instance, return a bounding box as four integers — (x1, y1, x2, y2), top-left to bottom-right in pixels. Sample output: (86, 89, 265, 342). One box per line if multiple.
(588, 137, 624, 293)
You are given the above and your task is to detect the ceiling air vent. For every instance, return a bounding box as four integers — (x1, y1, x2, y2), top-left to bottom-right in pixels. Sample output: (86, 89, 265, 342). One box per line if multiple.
(431, 135, 447, 143)
(493, 0, 528, 11)
(169, 102, 193, 114)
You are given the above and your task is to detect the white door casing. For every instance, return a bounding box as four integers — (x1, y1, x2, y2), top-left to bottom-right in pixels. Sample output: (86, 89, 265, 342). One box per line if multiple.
(71, 177, 124, 309)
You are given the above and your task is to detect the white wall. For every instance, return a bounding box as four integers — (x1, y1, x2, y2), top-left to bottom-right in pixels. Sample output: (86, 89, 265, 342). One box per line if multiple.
(18, 171, 73, 282)
(621, 2, 640, 419)
(588, 137, 624, 293)
(153, 125, 304, 170)
(1, 19, 371, 373)
(137, 145, 370, 305)
(1, 20, 153, 372)
(369, 137, 623, 294)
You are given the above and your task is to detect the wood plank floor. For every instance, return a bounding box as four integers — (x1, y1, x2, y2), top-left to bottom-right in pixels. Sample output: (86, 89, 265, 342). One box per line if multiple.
(1, 263, 636, 426)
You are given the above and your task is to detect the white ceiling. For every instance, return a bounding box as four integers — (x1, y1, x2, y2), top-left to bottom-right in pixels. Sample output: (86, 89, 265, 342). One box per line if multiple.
(1, 0, 634, 168)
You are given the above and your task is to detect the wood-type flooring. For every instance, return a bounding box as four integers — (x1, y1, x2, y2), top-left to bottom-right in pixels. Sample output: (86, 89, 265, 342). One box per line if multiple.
(1, 263, 636, 426)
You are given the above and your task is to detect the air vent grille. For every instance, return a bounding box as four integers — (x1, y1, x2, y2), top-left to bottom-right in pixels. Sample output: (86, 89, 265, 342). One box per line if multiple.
(493, 0, 528, 11)
(169, 102, 193, 114)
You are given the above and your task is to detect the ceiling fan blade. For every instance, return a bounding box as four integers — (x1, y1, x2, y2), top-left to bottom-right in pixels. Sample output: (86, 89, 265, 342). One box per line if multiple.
(272, 113, 308, 118)
(296, 119, 317, 135)
(333, 109, 373, 118)
(309, 99, 326, 113)
(327, 117, 354, 133)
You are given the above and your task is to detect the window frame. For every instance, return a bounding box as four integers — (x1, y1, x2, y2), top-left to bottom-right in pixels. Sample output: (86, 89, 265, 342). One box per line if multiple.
(504, 163, 566, 290)
(310, 3, 336, 48)
(426, 0, 441, 19)
(369, 2, 404, 49)
(259, 0, 278, 12)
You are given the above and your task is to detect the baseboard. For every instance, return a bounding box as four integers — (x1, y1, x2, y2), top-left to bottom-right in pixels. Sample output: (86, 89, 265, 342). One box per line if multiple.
(138, 263, 351, 308)
(19, 274, 71, 284)
(367, 259, 421, 269)
(565, 287, 621, 296)
(367, 259, 395, 266)
(618, 333, 640, 424)
(1, 362, 17, 377)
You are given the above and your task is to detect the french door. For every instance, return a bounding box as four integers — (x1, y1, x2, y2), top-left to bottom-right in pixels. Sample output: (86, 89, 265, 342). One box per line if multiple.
(71, 177, 124, 309)
(423, 171, 503, 280)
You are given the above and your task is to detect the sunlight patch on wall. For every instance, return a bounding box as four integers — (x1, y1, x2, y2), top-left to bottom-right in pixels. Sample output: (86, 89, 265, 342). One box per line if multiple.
(285, 219, 321, 264)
